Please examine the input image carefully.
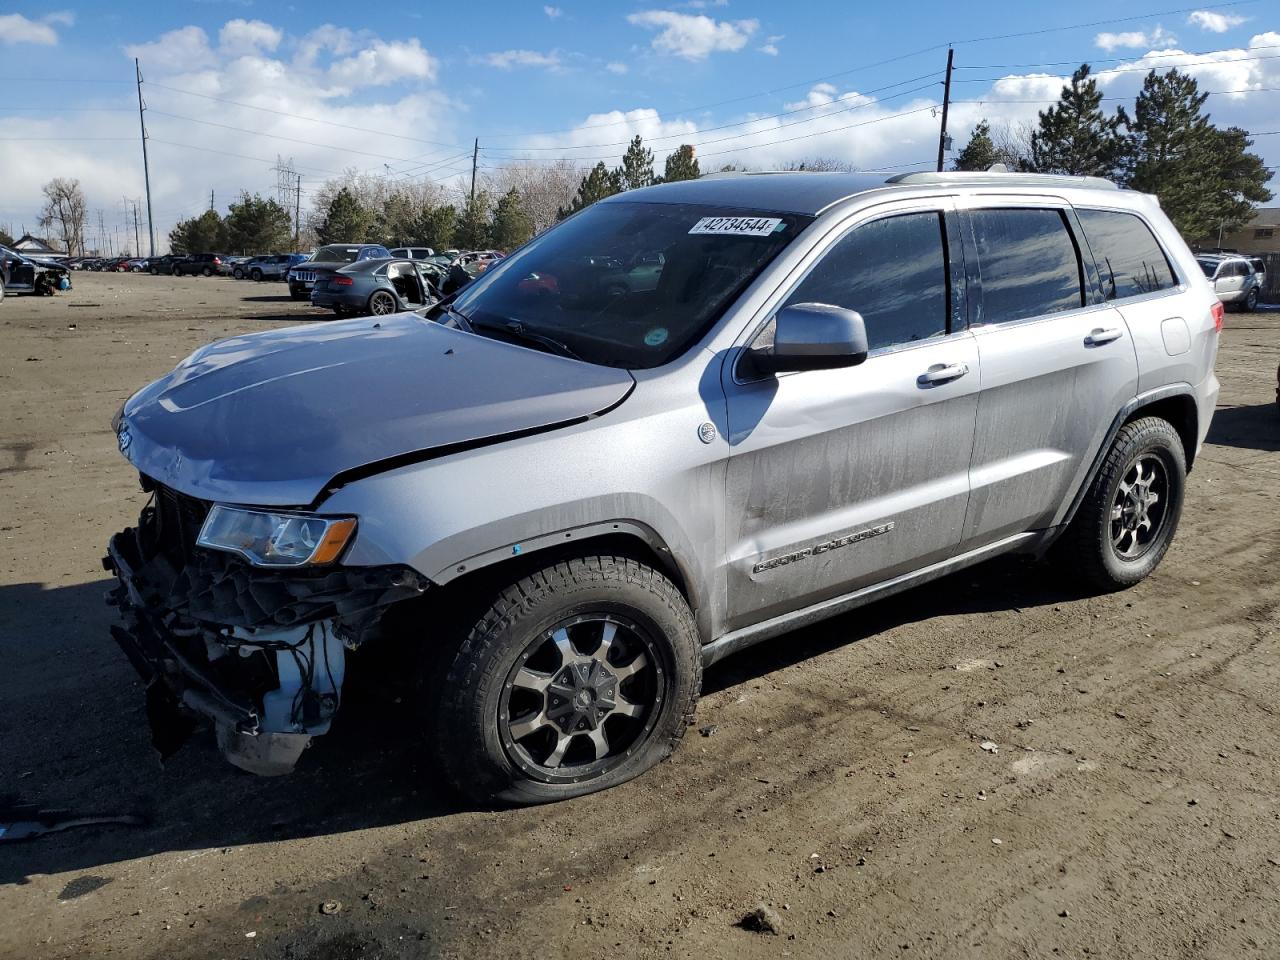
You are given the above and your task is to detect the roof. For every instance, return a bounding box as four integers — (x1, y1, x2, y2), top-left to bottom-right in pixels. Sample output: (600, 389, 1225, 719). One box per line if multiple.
(14, 234, 60, 252)
(604, 169, 1124, 216)
(605, 172, 891, 216)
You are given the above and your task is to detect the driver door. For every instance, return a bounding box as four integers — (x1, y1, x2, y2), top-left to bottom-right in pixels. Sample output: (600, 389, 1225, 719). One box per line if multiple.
(721, 201, 978, 631)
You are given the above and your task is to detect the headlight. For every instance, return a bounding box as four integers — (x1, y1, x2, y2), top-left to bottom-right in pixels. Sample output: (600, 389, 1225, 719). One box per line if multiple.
(197, 505, 357, 567)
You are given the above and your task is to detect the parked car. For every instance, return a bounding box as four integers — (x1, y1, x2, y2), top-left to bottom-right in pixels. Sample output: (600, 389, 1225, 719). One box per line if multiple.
(389, 246, 436, 261)
(310, 257, 439, 316)
(287, 243, 391, 300)
(126, 258, 149, 272)
(251, 253, 310, 281)
(1196, 253, 1262, 312)
(174, 253, 226, 277)
(220, 256, 251, 277)
(105, 170, 1220, 803)
(147, 255, 188, 275)
(0, 244, 72, 298)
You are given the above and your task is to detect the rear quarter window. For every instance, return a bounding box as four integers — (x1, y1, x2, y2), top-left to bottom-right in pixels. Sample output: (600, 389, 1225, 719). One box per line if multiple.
(1076, 209, 1177, 300)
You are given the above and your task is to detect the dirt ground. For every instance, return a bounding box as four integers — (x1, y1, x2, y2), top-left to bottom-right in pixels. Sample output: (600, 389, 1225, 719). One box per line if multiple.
(1, 271, 1278, 960)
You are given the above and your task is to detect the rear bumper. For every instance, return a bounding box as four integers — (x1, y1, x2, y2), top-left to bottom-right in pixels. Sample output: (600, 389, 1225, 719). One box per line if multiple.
(310, 289, 364, 310)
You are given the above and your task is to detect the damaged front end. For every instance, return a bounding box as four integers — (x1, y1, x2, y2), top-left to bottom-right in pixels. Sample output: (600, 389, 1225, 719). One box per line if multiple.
(104, 478, 427, 775)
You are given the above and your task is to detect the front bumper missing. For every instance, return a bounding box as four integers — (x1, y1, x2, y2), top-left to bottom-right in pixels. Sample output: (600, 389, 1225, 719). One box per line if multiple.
(104, 525, 427, 775)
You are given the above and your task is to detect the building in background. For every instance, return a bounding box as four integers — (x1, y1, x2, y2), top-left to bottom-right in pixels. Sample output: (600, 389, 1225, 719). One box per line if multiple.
(1217, 208, 1280, 255)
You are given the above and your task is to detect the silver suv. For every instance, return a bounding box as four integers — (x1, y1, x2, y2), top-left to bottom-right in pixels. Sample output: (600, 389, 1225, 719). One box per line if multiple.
(105, 171, 1221, 804)
(1197, 253, 1263, 312)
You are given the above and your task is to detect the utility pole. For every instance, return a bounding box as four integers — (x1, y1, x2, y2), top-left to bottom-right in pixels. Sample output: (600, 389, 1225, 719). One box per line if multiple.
(294, 174, 302, 251)
(469, 137, 479, 204)
(935, 46, 954, 173)
(210, 189, 215, 212)
(129, 199, 140, 255)
(134, 59, 156, 257)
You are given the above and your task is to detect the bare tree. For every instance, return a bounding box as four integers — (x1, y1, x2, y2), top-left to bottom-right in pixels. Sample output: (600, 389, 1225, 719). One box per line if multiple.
(39, 177, 88, 255)
(782, 157, 858, 172)
(484, 160, 582, 236)
(990, 121, 1035, 171)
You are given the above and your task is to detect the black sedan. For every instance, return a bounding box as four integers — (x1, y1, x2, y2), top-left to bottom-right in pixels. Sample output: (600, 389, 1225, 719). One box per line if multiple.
(310, 258, 439, 317)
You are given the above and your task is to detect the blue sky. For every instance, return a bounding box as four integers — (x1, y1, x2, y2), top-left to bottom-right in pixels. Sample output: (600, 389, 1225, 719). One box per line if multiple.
(1, 1, 1276, 249)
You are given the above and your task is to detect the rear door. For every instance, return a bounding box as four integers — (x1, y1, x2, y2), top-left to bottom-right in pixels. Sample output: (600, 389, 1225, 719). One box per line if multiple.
(1213, 261, 1247, 301)
(722, 199, 978, 631)
(958, 199, 1138, 546)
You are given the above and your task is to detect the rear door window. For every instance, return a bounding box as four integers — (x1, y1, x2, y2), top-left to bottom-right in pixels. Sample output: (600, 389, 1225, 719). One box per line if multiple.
(969, 208, 1084, 325)
(781, 211, 955, 352)
(1075, 209, 1177, 300)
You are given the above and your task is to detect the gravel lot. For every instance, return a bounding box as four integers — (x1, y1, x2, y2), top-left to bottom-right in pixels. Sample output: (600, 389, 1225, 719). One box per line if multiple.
(1, 271, 1278, 960)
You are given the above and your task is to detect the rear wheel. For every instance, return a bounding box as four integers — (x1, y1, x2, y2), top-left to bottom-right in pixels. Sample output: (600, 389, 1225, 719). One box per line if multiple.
(1060, 417, 1186, 591)
(432, 556, 701, 805)
(1244, 287, 1259, 312)
(368, 290, 396, 315)
(201, 266, 213, 277)
(149, 266, 159, 276)
(250, 268, 263, 282)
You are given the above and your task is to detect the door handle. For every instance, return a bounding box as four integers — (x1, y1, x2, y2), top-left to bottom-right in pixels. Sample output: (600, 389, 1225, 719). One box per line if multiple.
(917, 362, 970, 386)
(1085, 327, 1124, 346)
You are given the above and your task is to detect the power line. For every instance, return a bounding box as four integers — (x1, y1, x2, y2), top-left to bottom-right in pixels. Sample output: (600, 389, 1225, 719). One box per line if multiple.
(955, 50, 1280, 82)
(956, 42, 1280, 70)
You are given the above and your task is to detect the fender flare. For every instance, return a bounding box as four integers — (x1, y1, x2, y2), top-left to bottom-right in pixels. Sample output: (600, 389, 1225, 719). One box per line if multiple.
(1048, 382, 1199, 546)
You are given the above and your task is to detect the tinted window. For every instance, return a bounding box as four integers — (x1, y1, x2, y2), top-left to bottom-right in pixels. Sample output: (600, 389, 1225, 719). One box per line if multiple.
(1197, 260, 1217, 278)
(971, 208, 1083, 324)
(1076, 209, 1176, 300)
(782, 211, 951, 351)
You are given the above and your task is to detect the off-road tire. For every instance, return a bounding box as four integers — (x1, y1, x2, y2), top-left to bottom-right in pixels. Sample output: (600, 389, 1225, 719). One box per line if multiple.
(432, 556, 702, 806)
(1061, 417, 1186, 591)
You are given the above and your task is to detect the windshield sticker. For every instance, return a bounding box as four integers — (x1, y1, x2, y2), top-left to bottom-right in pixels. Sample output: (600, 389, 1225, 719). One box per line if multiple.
(644, 327, 669, 347)
(689, 216, 784, 237)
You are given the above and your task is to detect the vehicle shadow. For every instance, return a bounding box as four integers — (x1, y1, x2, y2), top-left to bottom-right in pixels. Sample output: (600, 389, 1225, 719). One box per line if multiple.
(239, 294, 295, 303)
(1205, 402, 1280, 452)
(0, 551, 1084, 885)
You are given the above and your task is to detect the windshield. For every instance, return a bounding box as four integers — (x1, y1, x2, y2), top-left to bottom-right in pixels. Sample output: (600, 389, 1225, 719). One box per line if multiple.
(314, 245, 365, 263)
(448, 201, 810, 368)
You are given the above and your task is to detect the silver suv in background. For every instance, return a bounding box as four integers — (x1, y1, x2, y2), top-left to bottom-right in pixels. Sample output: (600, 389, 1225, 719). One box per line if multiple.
(105, 171, 1220, 804)
(1197, 253, 1263, 311)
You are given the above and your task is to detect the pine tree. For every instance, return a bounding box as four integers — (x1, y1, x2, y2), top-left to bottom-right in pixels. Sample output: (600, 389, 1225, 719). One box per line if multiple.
(1029, 65, 1127, 177)
(954, 120, 1000, 171)
(224, 193, 292, 254)
(617, 135, 655, 191)
(560, 162, 623, 219)
(662, 144, 700, 182)
(168, 209, 227, 254)
(408, 203, 456, 251)
(455, 191, 493, 249)
(1123, 69, 1272, 241)
(490, 188, 533, 250)
(316, 187, 375, 244)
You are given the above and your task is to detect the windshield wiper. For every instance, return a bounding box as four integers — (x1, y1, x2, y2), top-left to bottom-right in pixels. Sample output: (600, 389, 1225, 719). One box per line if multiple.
(468, 318, 583, 361)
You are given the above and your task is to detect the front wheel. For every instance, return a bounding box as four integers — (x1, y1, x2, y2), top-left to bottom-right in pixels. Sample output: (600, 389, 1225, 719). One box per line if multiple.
(250, 269, 263, 282)
(1060, 417, 1186, 591)
(1244, 288, 1259, 312)
(201, 267, 213, 277)
(432, 556, 702, 805)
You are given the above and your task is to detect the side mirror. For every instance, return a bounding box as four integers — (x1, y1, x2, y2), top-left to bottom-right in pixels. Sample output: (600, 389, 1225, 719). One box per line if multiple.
(744, 302, 869, 377)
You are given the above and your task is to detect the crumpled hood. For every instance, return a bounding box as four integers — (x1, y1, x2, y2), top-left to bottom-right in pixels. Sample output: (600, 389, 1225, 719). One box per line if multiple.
(117, 313, 634, 506)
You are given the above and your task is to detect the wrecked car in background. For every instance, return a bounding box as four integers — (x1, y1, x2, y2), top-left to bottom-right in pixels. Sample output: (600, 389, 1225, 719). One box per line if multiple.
(0, 244, 72, 299)
(106, 171, 1220, 805)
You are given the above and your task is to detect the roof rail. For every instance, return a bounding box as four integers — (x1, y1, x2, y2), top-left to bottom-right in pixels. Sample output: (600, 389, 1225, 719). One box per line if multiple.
(885, 171, 1119, 191)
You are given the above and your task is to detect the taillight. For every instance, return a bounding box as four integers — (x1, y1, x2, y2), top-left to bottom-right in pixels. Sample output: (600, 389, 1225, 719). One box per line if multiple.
(333, 276, 353, 286)
(1211, 301, 1224, 333)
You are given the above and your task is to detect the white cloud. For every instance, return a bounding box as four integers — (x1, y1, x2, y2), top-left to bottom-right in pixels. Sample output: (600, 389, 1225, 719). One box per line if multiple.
(219, 19, 283, 56)
(0, 11, 73, 46)
(1188, 10, 1247, 33)
(759, 34, 784, 56)
(543, 5, 562, 17)
(477, 49, 562, 70)
(328, 38, 437, 88)
(1095, 26, 1177, 52)
(1249, 31, 1280, 48)
(605, 61, 629, 75)
(125, 26, 217, 72)
(627, 10, 758, 60)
